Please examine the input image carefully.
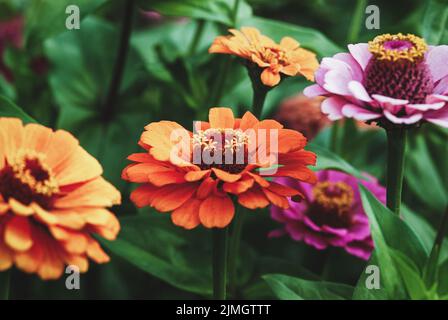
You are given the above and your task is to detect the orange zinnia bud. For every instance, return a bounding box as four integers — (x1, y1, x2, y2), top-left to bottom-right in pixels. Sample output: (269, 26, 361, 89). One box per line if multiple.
(123, 107, 316, 230)
(0, 118, 121, 280)
(209, 27, 319, 87)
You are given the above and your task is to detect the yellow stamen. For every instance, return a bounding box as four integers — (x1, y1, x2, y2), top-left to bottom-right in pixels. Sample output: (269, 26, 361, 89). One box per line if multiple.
(313, 181, 354, 215)
(10, 149, 59, 196)
(368, 33, 427, 62)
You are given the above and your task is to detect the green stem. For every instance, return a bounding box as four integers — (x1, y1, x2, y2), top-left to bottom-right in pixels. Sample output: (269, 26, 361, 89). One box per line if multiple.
(386, 128, 407, 215)
(330, 122, 341, 154)
(424, 206, 448, 286)
(347, 0, 367, 43)
(0, 270, 10, 300)
(102, 0, 134, 121)
(232, 0, 241, 26)
(228, 209, 245, 296)
(188, 20, 205, 55)
(252, 85, 268, 119)
(212, 228, 228, 300)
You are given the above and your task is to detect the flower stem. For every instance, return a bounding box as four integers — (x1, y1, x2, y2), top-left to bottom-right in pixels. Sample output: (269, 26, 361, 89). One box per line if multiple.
(386, 128, 407, 215)
(251, 84, 268, 119)
(212, 228, 228, 300)
(228, 208, 245, 296)
(347, 0, 367, 43)
(188, 19, 205, 55)
(102, 0, 134, 121)
(0, 270, 11, 300)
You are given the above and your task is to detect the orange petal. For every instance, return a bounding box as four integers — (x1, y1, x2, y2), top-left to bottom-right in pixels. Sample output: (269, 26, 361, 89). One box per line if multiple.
(127, 152, 155, 163)
(141, 121, 191, 163)
(53, 145, 103, 187)
(260, 68, 281, 87)
(37, 241, 65, 280)
(279, 150, 317, 166)
(278, 129, 307, 153)
(0, 118, 23, 164)
(274, 166, 317, 184)
(4, 216, 33, 251)
(130, 184, 158, 208)
(50, 226, 88, 254)
(22, 123, 53, 153)
(199, 194, 235, 228)
(267, 181, 302, 197)
(55, 177, 121, 209)
(280, 36, 300, 51)
(171, 198, 202, 230)
(238, 188, 270, 209)
(87, 238, 110, 264)
(223, 177, 254, 194)
(262, 188, 289, 209)
(197, 177, 218, 199)
(0, 240, 13, 271)
(247, 172, 270, 187)
(8, 198, 34, 216)
(212, 168, 241, 183)
(150, 183, 198, 212)
(209, 107, 235, 129)
(14, 240, 44, 273)
(239, 111, 259, 131)
(185, 169, 210, 182)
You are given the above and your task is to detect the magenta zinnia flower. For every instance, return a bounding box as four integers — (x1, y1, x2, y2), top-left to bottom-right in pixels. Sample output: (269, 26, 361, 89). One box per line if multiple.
(270, 170, 386, 260)
(304, 33, 448, 127)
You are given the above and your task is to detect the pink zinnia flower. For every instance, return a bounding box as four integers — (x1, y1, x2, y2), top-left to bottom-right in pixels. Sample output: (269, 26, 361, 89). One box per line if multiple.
(270, 170, 386, 260)
(304, 33, 448, 127)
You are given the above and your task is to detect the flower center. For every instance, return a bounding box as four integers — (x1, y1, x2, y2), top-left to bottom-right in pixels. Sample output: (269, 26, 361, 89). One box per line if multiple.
(192, 128, 250, 174)
(312, 181, 354, 215)
(306, 181, 355, 228)
(0, 150, 58, 208)
(364, 33, 434, 104)
(261, 47, 288, 68)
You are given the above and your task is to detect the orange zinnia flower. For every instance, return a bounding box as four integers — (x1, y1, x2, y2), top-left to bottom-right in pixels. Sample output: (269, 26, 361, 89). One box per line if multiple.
(209, 27, 319, 87)
(122, 107, 316, 229)
(0, 118, 120, 280)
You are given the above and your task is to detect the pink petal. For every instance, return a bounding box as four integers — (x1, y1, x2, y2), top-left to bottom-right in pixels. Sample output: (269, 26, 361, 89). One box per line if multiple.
(304, 84, 328, 97)
(434, 77, 448, 95)
(333, 53, 364, 81)
(348, 81, 372, 102)
(426, 45, 448, 82)
(348, 43, 372, 70)
(424, 107, 448, 127)
(406, 102, 445, 111)
(321, 97, 346, 120)
(342, 104, 382, 121)
(372, 94, 408, 106)
(383, 110, 422, 124)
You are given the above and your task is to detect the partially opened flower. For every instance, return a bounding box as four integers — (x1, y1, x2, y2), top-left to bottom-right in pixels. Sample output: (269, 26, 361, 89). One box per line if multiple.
(0, 16, 23, 82)
(209, 27, 319, 87)
(270, 170, 386, 260)
(122, 107, 316, 229)
(305, 33, 448, 127)
(0, 118, 120, 280)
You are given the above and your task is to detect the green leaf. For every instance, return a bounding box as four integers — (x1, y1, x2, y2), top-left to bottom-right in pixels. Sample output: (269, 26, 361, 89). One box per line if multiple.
(263, 274, 353, 300)
(354, 186, 428, 299)
(405, 128, 448, 214)
(422, 0, 448, 45)
(0, 95, 36, 123)
(0, 270, 10, 300)
(25, 0, 108, 46)
(138, 0, 252, 27)
(438, 258, 448, 296)
(99, 214, 212, 296)
(308, 143, 363, 179)
(392, 250, 427, 300)
(44, 17, 150, 189)
(245, 16, 342, 57)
